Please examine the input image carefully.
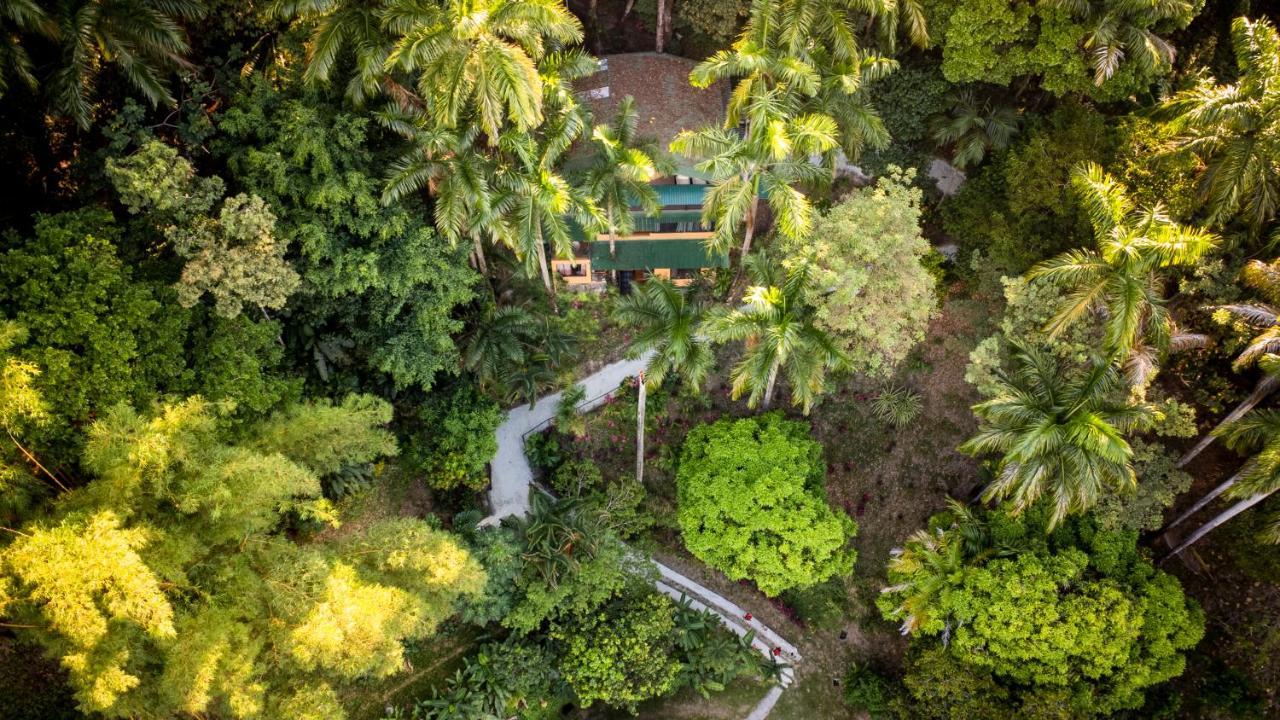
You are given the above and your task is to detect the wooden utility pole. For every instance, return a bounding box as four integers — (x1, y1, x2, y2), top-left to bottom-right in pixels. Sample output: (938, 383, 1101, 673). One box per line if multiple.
(636, 372, 646, 483)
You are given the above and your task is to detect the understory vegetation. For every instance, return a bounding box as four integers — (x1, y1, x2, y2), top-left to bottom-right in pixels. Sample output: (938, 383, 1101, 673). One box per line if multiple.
(1, 0, 1279, 718)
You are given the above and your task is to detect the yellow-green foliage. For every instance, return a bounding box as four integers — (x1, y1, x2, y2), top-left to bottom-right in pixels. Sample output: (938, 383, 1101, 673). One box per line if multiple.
(965, 275, 1095, 398)
(0, 396, 484, 719)
(552, 592, 682, 710)
(882, 509, 1204, 717)
(107, 140, 300, 319)
(0, 321, 49, 517)
(786, 168, 936, 377)
(676, 413, 856, 597)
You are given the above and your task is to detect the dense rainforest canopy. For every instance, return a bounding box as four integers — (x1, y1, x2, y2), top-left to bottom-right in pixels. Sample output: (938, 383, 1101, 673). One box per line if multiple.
(1, 0, 1279, 718)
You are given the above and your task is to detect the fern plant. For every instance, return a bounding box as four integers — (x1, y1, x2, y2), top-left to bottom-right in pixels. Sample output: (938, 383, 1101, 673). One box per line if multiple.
(871, 385, 922, 429)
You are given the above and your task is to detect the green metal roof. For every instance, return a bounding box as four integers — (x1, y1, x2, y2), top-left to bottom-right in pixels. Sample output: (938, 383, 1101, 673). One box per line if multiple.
(590, 239, 728, 271)
(649, 184, 709, 208)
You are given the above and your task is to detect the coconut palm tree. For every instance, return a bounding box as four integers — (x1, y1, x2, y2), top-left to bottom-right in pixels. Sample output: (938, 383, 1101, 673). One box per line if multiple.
(1043, 0, 1192, 86)
(960, 347, 1155, 529)
(383, 0, 583, 145)
(49, 0, 203, 128)
(579, 95, 668, 261)
(671, 88, 837, 258)
(495, 137, 600, 309)
(378, 107, 508, 275)
(1159, 16, 1280, 232)
(806, 44, 895, 168)
(273, 0, 397, 104)
(0, 0, 53, 98)
(702, 252, 847, 412)
(613, 278, 713, 391)
(679, 0, 893, 258)
(1167, 407, 1280, 558)
(929, 88, 1020, 169)
(1029, 161, 1218, 360)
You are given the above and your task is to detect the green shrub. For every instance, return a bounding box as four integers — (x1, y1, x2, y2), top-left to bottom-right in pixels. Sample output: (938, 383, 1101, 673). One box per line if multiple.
(943, 102, 1114, 274)
(550, 458, 604, 496)
(676, 413, 856, 596)
(871, 385, 924, 429)
(883, 507, 1206, 717)
(1093, 439, 1193, 533)
(555, 383, 587, 436)
(405, 381, 502, 491)
(551, 592, 681, 711)
(964, 275, 1096, 398)
(843, 663, 895, 718)
(524, 430, 566, 474)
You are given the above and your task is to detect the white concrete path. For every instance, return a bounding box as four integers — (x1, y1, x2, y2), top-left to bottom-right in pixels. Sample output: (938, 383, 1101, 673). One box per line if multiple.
(483, 352, 801, 718)
(487, 351, 654, 519)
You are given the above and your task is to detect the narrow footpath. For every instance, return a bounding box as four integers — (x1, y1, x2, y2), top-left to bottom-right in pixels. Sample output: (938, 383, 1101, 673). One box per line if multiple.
(483, 352, 802, 718)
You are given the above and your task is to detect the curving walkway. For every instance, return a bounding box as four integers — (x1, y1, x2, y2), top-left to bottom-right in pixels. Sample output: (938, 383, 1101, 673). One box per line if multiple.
(483, 353, 802, 718)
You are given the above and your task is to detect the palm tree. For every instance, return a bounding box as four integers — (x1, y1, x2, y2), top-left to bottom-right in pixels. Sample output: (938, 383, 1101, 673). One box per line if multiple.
(462, 304, 538, 396)
(496, 144, 599, 309)
(806, 44, 895, 169)
(514, 492, 603, 588)
(678, 0, 892, 258)
(483, 51, 601, 307)
(1218, 259, 1280, 371)
(1029, 162, 1218, 360)
(383, 0, 583, 145)
(929, 88, 1020, 169)
(1167, 407, 1280, 558)
(0, 0, 53, 98)
(49, 0, 204, 128)
(671, 89, 837, 258)
(379, 107, 506, 275)
(273, 0, 397, 105)
(959, 347, 1155, 529)
(1159, 16, 1280, 232)
(579, 95, 667, 261)
(1176, 260, 1280, 468)
(702, 252, 847, 412)
(880, 500, 999, 634)
(612, 278, 713, 391)
(1043, 0, 1192, 86)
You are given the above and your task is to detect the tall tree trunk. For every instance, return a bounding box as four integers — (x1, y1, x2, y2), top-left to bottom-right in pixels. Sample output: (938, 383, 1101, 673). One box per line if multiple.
(1162, 471, 1240, 534)
(589, 0, 602, 55)
(1178, 374, 1280, 468)
(741, 196, 759, 258)
(762, 360, 779, 409)
(636, 374, 646, 483)
(472, 232, 488, 276)
(655, 0, 668, 52)
(536, 224, 559, 312)
(1164, 488, 1278, 561)
(608, 206, 618, 259)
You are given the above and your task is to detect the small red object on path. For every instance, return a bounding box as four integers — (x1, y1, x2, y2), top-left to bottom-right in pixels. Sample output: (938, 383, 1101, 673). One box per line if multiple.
(744, 612, 753, 621)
